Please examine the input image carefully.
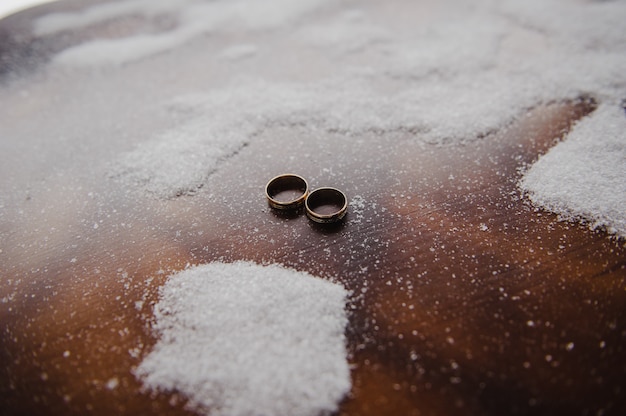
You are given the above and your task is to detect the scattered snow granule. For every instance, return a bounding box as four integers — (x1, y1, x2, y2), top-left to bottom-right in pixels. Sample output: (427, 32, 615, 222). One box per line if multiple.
(520, 104, 626, 238)
(105, 377, 119, 390)
(134, 261, 351, 416)
(219, 44, 258, 61)
(109, 116, 251, 198)
(349, 195, 366, 223)
(33, 0, 180, 36)
(48, 0, 333, 66)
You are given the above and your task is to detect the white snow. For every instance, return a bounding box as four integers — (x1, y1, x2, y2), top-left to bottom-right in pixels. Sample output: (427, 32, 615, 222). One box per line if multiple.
(520, 103, 626, 238)
(108, 112, 253, 198)
(75, 0, 625, 235)
(0, 2, 624, 414)
(218, 44, 258, 61)
(33, 0, 177, 36)
(41, 0, 333, 66)
(134, 261, 351, 416)
(0, 0, 57, 20)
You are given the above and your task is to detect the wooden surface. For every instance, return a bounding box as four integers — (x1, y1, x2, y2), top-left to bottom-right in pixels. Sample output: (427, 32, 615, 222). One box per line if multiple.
(1, 2, 625, 416)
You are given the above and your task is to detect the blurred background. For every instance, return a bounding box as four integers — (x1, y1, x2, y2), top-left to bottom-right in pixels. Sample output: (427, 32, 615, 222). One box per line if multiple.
(0, 0, 60, 19)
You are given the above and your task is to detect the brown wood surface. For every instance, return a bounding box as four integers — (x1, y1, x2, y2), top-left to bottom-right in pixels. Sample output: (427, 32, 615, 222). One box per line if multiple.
(1, 2, 625, 416)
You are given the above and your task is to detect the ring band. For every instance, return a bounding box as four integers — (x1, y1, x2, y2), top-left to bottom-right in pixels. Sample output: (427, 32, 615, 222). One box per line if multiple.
(265, 174, 309, 211)
(305, 187, 348, 224)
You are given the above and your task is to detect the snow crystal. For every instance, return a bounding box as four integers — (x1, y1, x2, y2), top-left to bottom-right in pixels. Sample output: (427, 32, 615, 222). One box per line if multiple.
(105, 377, 119, 390)
(3, 1, 63, 20)
(520, 104, 626, 238)
(45, 0, 332, 66)
(349, 195, 366, 224)
(33, 0, 179, 36)
(218, 44, 258, 61)
(108, 114, 251, 198)
(6, 0, 626, 237)
(134, 261, 351, 416)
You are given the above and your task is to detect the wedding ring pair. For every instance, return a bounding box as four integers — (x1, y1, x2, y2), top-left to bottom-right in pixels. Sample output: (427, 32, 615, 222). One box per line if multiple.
(265, 174, 348, 224)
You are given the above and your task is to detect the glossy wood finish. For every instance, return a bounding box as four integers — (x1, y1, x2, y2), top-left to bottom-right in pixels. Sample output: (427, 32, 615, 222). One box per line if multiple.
(1, 3, 625, 416)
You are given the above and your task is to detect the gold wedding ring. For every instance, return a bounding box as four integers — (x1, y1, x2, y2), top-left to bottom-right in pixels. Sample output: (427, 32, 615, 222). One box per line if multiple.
(265, 174, 309, 210)
(305, 187, 348, 224)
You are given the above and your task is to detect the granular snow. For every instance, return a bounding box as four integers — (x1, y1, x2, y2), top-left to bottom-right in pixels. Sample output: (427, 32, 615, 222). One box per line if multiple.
(25, 0, 626, 235)
(520, 103, 626, 238)
(134, 261, 351, 416)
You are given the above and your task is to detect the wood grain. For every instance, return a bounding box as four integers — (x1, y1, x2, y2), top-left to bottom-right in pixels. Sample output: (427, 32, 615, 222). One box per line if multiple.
(2, 93, 624, 415)
(0, 2, 624, 416)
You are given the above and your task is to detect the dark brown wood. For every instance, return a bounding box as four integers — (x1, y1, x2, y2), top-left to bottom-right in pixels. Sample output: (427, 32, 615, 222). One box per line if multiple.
(0, 2, 624, 416)
(2, 94, 623, 416)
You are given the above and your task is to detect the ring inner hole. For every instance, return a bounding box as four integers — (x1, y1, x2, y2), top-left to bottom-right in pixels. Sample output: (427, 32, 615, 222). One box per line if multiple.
(308, 191, 345, 215)
(268, 178, 306, 203)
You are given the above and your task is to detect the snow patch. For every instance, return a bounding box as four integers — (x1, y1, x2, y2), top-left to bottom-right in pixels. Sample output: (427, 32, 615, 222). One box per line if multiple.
(134, 261, 351, 416)
(520, 103, 626, 238)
